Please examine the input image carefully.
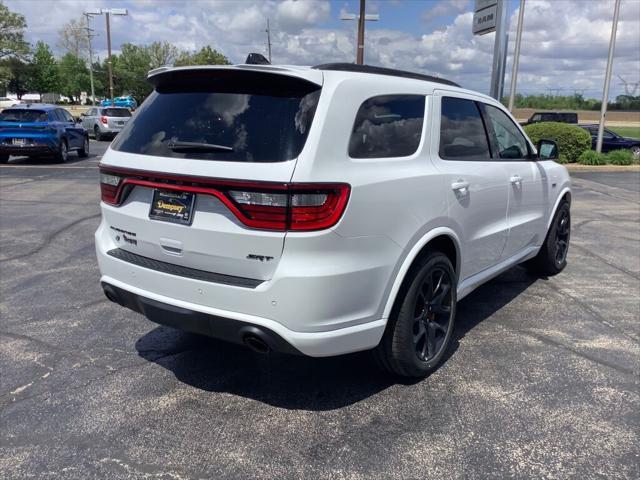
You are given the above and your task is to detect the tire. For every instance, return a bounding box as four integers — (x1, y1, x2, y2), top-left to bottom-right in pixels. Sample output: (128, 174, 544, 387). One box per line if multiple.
(54, 139, 69, 163)
(0, 154, 8, 164)
(526, 201, 570, 276)
(94, 125, 103, 141)
(77, 136, 89, 158)
(374, 251, 457, 377)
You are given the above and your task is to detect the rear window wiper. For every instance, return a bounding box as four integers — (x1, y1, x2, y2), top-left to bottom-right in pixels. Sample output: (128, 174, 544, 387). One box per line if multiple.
(167, 141, 234, 153)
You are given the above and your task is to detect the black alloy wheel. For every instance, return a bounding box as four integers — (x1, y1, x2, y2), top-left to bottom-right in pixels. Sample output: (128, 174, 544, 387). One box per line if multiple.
(412, 267, 454, 362)
(554, 207, 570, 266)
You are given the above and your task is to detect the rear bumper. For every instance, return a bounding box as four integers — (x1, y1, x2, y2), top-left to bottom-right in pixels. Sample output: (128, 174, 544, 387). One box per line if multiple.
(0, 144, 56, 156)
(100, 276, 386, 357)
(95, 216, 397, 357)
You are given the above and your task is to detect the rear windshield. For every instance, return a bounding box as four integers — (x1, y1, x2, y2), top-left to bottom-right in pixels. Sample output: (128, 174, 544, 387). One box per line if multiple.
(102, 108, 131, 117)
(0, 109, 48, 123)
(111, 71, 321, 163)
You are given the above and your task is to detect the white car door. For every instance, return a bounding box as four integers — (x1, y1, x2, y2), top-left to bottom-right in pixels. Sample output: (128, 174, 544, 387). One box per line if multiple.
(481, 103, 548, 258)
(432, 92, 510, 281)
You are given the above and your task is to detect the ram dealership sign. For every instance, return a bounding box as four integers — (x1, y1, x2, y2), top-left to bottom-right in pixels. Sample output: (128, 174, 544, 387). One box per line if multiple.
(473, 0, 498, 35)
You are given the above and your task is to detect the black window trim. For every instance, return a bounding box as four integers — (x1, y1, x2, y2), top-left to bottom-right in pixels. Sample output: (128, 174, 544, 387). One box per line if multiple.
(437, 95, 494, 162)
(478, 102, 534, 161)
(347, 93, 427, 160)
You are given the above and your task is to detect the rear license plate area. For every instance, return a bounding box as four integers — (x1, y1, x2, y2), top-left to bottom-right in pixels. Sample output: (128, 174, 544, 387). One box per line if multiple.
(12, 138, 27, 146)
(149, 190, 195, 226)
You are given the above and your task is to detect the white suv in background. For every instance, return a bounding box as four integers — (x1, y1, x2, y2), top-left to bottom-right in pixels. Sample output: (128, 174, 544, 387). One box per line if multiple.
(96, 62, 571, 377)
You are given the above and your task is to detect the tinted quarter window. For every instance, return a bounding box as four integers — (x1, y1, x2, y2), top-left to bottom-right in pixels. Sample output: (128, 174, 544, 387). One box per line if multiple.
(111, 71, 321, 163)
(103, 108, 131, 117)
(484, 105, 529, 159)
(349, 95, 425, 158)
(439, 97, 490, 160)
(0, 109, 47, 122)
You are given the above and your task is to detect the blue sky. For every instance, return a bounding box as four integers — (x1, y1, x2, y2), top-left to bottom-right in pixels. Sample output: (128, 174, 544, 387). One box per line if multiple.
(6, 0, 640, 99)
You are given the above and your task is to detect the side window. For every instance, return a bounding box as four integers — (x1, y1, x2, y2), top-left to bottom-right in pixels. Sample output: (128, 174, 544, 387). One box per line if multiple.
(484, 105, 530, 159)
(61, 109, 74, 123)
(439, 97, 490, 160)
(87, 108, 96, 116)
(531, 114, 541, 122)
(52, 109, 65, 122)
(349, 94, 425, 158)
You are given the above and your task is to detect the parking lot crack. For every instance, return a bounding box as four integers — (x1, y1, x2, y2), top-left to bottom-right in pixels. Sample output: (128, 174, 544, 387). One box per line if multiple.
(0, 212, 100, 263)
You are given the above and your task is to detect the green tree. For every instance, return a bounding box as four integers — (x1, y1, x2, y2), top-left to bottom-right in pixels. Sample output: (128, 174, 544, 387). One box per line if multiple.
(30, 41, 59, 100)
(4, 57, 29, 98)
(112, 43, 153, 101)
(58, 53, 90, 103)
(148, 41, 180, 69)
(175, 46, 230, 66)
(0, 1, 29, 60)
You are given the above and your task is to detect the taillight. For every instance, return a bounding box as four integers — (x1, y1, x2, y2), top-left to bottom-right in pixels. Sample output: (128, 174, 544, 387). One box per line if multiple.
(98, 167, 350, 232)
(99, 172, 122, 204)
(226, 185, 349, 231)
(100, 116, 108, 125)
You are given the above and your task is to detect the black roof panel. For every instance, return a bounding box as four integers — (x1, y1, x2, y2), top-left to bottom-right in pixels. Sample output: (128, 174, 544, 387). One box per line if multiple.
(313, 63, 460, 87)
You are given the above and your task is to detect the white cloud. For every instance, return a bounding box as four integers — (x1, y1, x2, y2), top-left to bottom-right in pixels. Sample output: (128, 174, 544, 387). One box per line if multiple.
(5, 0, 639, 99)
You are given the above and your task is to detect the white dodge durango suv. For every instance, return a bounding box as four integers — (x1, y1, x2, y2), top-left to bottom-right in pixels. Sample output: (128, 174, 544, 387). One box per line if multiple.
(96, 62, 571, 377)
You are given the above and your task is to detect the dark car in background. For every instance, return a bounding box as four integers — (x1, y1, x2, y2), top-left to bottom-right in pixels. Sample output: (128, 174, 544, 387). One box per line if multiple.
(0, 104, 89, 163)
(580, 124, 640, 158)
(520, 111, 578, 126)
(80, 107, 132, 141)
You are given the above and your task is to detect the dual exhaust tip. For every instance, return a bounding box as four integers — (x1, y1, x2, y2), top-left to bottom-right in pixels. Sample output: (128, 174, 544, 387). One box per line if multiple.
(102, 284, 273, 354)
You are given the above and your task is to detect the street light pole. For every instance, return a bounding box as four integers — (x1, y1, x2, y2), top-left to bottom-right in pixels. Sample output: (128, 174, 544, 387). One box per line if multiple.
(83, 13, 96, 106)
(105, 12, 114, 104)
(86, 8, 127, 106)
(596, 0, 621, 153)
(508, 0, 525, 112)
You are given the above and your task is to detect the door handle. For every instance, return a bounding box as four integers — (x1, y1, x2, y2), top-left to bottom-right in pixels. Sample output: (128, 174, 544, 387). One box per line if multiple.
(510, 175, 522, 185)
(451, 180, 469, 194)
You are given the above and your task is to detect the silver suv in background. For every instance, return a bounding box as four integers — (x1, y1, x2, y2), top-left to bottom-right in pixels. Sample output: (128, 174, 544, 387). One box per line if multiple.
(80, 107, 132, 141)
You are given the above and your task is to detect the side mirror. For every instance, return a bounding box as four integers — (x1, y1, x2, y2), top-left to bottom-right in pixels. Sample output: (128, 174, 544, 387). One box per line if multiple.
(537, 139, 558, 161)
(75, 117, 82, 123)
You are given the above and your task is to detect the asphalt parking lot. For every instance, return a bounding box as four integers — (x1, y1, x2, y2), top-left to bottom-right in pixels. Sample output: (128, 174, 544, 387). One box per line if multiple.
(1, 141, 639, 479)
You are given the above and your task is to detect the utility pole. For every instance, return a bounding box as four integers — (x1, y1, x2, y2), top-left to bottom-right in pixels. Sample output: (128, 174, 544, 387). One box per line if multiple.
(340, 0, 379, 64)
(86, 8, 128, 106)
(356, 0, 366, 65)
(265, 18, 272, 63)
(596, 0, 621, 153)
(82, 12, 97, 105)
(508, 0, 525, 112)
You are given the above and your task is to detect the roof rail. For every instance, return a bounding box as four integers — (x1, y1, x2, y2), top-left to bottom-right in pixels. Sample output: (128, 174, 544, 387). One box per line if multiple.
(312, 63, 460, 87)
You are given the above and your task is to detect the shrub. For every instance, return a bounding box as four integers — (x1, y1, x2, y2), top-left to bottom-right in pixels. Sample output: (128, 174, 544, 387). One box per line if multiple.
(578, 150, 607, 165)
(606, 149, 634, 165)
(524, 122, 591, 163)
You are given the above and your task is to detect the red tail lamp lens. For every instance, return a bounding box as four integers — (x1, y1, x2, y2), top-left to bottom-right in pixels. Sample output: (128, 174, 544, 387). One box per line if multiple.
(99, 167, 350, 231)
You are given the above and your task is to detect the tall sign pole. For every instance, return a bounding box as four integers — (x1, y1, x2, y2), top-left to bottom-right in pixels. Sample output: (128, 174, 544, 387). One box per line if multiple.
(489, 0, 507, 100)
(508, 0, 526, 112)
(596, 0, 621, 153)
(473, 0, 507, 100)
